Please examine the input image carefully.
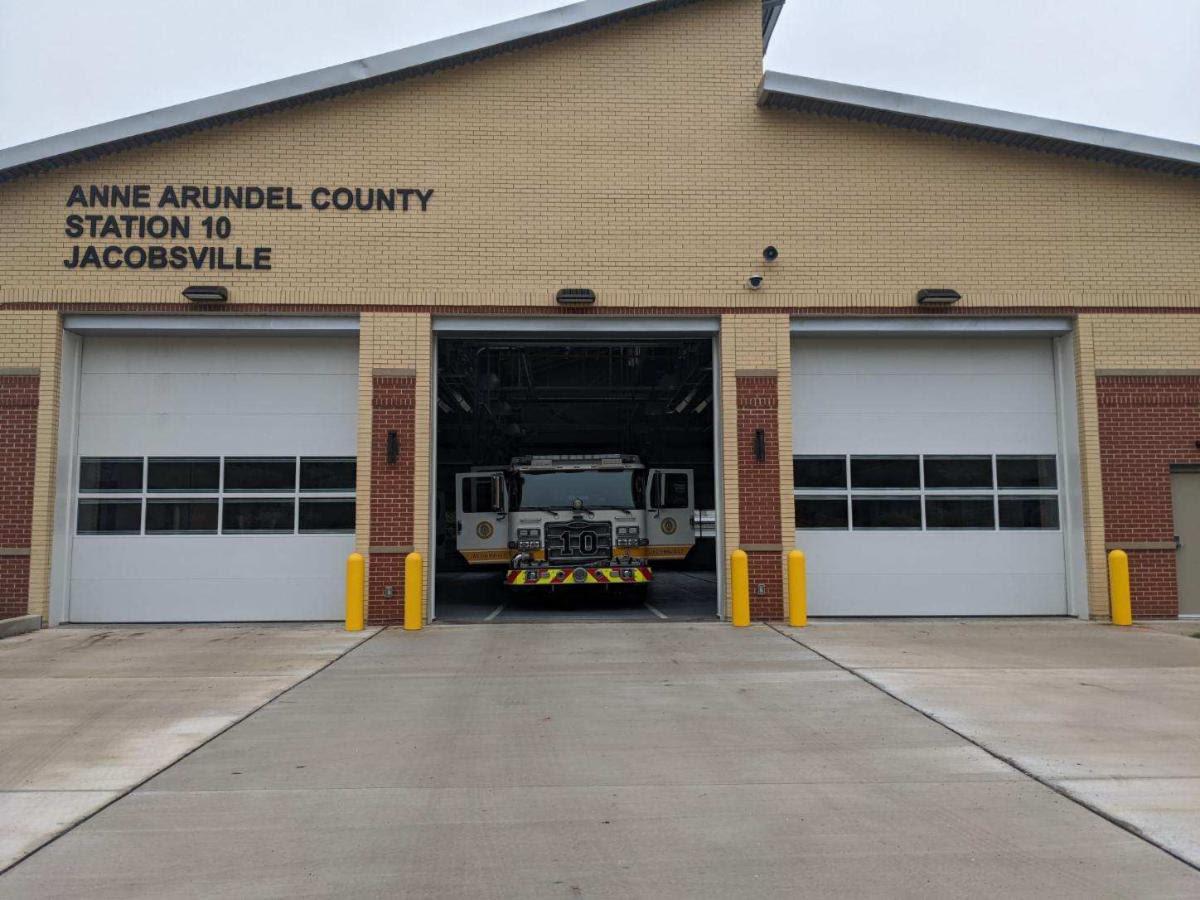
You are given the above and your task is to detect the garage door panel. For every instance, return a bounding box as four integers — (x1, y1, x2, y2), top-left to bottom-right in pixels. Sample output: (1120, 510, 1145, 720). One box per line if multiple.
(792, 337, 1054, 376)
(795, 413, 1060, 455)
(801, 532, 1065, 615)
(791, 335, 1068, 616)
(794, 374, 1059, 416)
(805, 573, 1066, 616)
(81, 336, 358, 375)
(80, 373, 357, 417)
(69, 336, 357, 622)
(78, 414, 356, 457)
(72, 536, 354, 578)
(68, 576, 347, 623)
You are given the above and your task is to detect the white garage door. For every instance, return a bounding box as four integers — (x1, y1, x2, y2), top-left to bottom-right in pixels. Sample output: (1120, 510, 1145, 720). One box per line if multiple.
(792, 336, 1066, 616)
(68, 336, 358, 622)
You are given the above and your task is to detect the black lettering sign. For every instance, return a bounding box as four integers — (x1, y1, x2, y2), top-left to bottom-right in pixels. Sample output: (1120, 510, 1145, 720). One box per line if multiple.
(60, 183, 433, 272)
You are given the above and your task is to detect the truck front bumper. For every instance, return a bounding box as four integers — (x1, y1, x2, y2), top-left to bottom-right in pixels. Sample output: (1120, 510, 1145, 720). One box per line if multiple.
(505, 566, 652, 586)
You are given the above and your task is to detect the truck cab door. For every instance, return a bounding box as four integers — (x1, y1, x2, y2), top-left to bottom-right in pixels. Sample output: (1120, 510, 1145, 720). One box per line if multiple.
(645, 468, 695, 550)
(455, 471, 509, 561)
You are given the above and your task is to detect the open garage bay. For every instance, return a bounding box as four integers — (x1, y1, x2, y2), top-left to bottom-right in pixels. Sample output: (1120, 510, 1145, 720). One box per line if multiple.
(433, 336, 719, 622)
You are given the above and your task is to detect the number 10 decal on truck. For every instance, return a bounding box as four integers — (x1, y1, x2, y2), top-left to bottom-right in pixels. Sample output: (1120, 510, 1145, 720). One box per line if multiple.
(455, 454, 694, 590)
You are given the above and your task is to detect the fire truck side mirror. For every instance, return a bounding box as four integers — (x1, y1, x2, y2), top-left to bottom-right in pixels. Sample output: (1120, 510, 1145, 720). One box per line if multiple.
(490, 473, 504, 512)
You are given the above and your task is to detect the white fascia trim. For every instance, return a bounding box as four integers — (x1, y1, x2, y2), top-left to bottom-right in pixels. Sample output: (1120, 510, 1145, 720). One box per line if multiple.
(434, 316, 720, 334)
(62, 315, 359, 336)
(760, 71, 1200, 168)
(790, 317, 1073, 337)
(0, 0, 662, 171)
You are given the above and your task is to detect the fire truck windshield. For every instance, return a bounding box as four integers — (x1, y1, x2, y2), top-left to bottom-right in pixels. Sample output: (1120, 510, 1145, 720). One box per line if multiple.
(516, 470, 638, 510)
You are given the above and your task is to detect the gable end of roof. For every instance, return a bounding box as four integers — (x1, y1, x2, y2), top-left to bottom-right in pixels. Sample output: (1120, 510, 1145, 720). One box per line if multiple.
(0, 0, 698, 184)
(759, 71, 1200, 179)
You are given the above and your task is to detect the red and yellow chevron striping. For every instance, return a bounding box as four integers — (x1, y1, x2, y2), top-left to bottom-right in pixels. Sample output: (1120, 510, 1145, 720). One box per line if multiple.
(505, 566, 653, 586)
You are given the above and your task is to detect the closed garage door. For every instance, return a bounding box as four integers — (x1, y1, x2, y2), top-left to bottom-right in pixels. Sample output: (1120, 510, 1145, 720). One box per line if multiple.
(67, 336, 357, 622)
(792, 336, 1066, 616)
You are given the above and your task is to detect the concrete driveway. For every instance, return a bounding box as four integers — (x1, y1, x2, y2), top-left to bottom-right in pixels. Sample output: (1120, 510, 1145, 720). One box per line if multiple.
(781, 619, 1200, 869)
(2, 622, 1197, 898)
(0, 624, 375, 870)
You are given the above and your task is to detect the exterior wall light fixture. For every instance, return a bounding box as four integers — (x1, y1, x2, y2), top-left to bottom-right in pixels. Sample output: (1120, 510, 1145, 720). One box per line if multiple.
(916, 288, 961, 306)
(556, 288, 596, 305)
(182, 285, 229, 302)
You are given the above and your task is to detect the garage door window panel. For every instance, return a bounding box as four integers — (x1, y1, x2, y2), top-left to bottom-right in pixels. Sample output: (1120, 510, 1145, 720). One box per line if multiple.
(222, 500, 296, 534)
(300, 458, 356, 492)
(79, 458, 143, 493)
(147, 458, 219, 493)
(999, 496, 1060, 530)
(850, 456, 920, 489)
(923, 456, 993, 490)
(224, 458, 296, 492)
(77, 500, 142, 534)
(299, 499, 356, 533)
(926, 495, 995, 530)
(795, 496, 849, 529)
(851, 496, 922, 529)
(793, 456, 846, 490)
(145, 500, 219, 534)
(997, 456, 1058, 489)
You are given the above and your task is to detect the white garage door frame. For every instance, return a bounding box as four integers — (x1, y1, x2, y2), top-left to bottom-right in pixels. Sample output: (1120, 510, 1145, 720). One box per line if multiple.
(789, 317, 1088, 619)
(48, 315, 360, 625)
(430, 316, 725, 621)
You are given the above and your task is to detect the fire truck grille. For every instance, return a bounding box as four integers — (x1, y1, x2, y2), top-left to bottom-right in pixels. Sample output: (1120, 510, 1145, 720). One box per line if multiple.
(545, 521, 613, 564)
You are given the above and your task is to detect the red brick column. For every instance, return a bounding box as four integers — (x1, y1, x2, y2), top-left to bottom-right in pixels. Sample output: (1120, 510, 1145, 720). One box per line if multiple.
(736, 372, 784, 619)
(368, 372, 416, 626)
(0, 374, 38, 620)
(1097, 375, 1200, 618)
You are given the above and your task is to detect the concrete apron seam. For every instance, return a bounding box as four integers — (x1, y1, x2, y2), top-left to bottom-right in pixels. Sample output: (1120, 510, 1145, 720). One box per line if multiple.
(0, 627, 384, 879)
(765, 623, 1200, 876)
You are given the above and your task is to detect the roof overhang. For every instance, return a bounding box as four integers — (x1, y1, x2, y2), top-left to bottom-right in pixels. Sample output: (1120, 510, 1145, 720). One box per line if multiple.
(0, 0, 694, 183)
(758, 70, 1200, 178)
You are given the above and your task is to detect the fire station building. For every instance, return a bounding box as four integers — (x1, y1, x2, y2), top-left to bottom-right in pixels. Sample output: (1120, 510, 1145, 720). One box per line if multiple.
(1, 0, 1198, 627)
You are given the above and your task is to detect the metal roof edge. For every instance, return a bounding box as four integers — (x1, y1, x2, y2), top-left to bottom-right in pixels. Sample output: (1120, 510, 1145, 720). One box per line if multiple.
(758, 70, 1200, 178)
(0, 0, 685, 182)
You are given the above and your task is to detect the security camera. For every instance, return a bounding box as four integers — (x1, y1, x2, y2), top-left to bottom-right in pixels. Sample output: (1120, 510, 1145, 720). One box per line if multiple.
(762, 245, 779, 263)
(746, 274, 764, 290)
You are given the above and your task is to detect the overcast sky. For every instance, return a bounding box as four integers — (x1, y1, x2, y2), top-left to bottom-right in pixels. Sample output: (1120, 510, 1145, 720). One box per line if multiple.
(2, 0, 1197, 151)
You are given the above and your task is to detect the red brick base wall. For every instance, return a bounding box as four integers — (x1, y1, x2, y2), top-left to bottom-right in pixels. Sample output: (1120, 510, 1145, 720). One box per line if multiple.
(0, 556, 30, 620)
(736, 373, 784, 620)
(745, 551, 784, 620)
(368, 374, 416, 626)
(1097, 375, 1200, 618)
(0, 374, 38, 620)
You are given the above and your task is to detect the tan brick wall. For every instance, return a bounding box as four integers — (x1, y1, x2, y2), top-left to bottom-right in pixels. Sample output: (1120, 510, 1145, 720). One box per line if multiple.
(1072, 319, 1108, 617)
(0, 1, 1198, 309)
(719, 314, 791, 614)
(358, 313, 432, 619)
(1090, 314, 1200, 372)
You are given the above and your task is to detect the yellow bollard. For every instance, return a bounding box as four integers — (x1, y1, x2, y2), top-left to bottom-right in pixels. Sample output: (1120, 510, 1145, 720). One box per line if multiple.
(788, 549, 807, 628)
(730, 548, 750, 627)
(404, 551, 423, 631)
(1108, 549, 1132, 626)
(345, 552, 365, 632)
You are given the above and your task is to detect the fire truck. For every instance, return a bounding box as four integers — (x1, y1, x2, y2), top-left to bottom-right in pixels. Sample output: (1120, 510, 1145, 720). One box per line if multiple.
(455, 454, 694, 590)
